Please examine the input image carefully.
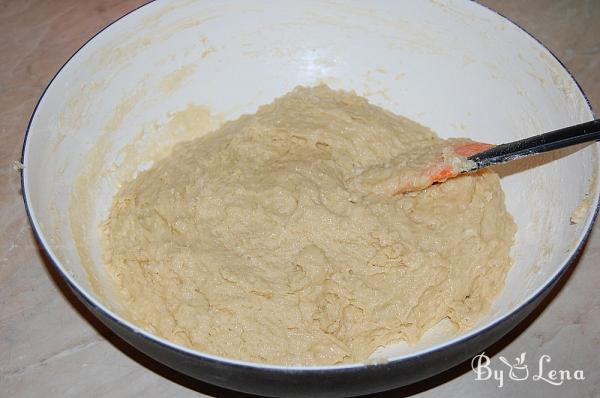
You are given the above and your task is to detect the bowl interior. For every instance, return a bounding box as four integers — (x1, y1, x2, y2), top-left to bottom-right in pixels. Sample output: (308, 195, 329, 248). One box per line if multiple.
(23, 0, 597, 365)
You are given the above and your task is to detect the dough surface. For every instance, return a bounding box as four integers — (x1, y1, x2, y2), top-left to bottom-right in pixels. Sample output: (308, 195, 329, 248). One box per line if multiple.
(104, 85, 515, 365)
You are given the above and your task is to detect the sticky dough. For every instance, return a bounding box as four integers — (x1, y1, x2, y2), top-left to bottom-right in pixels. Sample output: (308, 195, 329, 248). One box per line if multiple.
(104, 84, 515, 365)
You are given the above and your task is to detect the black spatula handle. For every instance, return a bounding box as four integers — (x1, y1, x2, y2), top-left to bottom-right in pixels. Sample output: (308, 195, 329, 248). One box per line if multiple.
(468, 119, 600, 169)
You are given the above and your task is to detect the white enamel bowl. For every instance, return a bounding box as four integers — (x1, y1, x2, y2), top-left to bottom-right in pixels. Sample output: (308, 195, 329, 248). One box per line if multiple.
(21, 1, 598, 396)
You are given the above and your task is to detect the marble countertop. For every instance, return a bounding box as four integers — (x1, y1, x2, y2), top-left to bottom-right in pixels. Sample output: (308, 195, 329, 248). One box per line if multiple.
(1, 1, 598, 397)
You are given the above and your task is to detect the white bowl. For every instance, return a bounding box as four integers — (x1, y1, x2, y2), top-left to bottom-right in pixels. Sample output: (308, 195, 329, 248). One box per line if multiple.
(21, 0, 598, 396)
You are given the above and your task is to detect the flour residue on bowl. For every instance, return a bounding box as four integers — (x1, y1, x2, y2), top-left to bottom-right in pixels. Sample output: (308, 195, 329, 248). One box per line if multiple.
(102, 84, 515, 365)
(570, 160, 598, 225)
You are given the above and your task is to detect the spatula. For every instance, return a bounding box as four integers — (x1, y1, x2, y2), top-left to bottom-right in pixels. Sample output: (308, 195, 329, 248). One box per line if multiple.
(397, 119, 600, 194)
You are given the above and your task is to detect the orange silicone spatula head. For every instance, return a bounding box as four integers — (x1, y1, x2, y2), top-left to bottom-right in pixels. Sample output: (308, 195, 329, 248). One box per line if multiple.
(395, 141, 495, 194)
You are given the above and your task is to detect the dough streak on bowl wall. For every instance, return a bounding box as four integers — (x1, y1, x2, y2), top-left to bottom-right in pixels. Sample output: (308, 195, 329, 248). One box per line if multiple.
(100, 84, 516, 366)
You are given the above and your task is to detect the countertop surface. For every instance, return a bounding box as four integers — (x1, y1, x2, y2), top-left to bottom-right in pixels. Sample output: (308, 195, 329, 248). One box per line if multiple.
(1, 1, 599, 397)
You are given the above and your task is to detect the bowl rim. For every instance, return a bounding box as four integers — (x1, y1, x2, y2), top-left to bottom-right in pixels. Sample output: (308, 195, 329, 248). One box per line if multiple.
(20, 0, 599, 372)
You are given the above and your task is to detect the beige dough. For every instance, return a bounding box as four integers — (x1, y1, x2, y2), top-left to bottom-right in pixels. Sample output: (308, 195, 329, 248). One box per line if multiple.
(104, 85, 515, 365)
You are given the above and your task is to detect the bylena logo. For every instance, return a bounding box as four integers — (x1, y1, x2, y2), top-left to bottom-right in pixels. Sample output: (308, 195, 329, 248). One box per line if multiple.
(471, 352, 585, 388)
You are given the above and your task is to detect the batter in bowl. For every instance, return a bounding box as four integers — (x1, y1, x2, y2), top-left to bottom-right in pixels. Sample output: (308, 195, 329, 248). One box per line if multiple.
(103, 85, 515, 365)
